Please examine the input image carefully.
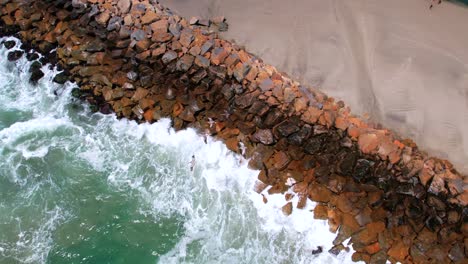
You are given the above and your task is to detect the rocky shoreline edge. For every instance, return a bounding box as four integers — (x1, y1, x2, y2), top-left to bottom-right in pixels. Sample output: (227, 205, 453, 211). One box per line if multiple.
(1, 0, 466, 263)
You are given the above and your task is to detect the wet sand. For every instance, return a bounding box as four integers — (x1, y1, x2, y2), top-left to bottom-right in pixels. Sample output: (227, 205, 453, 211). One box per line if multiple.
(159, 0, 468, 174)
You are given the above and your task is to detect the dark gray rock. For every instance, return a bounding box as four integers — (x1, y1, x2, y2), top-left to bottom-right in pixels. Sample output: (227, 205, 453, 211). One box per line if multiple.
(53, 72, 69, 84)
(3, 40, 15, 49)
(7, 50, 24, 61)
(162, 50, 178, 64)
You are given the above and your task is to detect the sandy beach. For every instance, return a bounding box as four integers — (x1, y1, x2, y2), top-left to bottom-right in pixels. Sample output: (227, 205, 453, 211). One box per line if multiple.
(159, 0, 468, 174)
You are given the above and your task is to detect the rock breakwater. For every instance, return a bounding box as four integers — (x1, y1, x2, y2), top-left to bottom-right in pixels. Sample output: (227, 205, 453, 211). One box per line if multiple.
(1, 0, 466, 263)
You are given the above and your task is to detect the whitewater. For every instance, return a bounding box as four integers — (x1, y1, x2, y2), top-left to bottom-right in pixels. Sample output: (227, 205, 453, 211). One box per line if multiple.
(0, 37, 356, 264)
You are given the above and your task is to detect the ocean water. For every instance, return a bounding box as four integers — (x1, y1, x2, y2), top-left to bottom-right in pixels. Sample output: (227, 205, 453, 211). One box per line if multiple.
(0, 37, 356, 264)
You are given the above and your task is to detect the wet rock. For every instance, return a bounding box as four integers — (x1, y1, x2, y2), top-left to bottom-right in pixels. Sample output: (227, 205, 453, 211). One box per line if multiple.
(29, 62, 44, 84)
(282, 202, 293, 216)
(162, 50, 178, 64)
(7, 50, 23, 61)
(312, 246, 323, 255)
(71, 88, 82, 98)
(252, 129, 274, 145)
(3, 40, 15, 49)
(53, 72, 69, 84)
(26, 53, 39, 61)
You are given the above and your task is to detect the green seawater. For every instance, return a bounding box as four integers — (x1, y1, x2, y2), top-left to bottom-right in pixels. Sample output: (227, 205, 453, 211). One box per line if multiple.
(0, 37, 354, 264)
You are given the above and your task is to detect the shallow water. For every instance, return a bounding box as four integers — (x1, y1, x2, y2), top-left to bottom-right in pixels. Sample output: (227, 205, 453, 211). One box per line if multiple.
(0, 37, 356, 264)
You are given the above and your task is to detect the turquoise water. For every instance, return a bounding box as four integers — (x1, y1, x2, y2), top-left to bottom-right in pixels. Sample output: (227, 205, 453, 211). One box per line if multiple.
(0, 37, 355, 264)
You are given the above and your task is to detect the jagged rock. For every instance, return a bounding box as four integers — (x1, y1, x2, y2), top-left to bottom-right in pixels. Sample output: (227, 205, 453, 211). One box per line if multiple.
(252, 129, 274, 145)
(53, 72, 69, 84)
(176, 54, 194, 72)
(107, 16, 122, 31)
(141, 11, 158, 24)
(3, 40, 15, 49)
(29, 68, 44, 84)
(26, 52, 39, 61)
(211, 47, 229, 65)
(179, 29, 194, 47)
(282, 202, 293, 216)
(117, 0, 131, 13)
(200, 40, 214, 54)
(274, 120, 300, 137)
(7, 50, 23, 61)
(194, 55, 210, 68)
(162, 50, 177, 64)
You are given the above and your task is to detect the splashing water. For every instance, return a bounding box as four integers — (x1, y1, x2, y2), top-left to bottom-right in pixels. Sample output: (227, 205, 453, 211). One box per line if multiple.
(0, 37, 357, 264)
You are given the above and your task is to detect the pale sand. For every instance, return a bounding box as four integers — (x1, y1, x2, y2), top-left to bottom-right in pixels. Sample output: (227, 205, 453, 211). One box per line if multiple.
(159, 0, 468, 174)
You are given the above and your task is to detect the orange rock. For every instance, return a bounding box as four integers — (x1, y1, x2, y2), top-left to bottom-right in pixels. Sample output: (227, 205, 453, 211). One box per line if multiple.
(358, 133, 379, 154)
(308, 184, 332, 203)
(335, 115, 349, 131)
(225, 137, 239, 153)
(141, 11, 159, 24)
(143, 109, 155, 121)
(364, 242, 380, 255)
(354, 221, 385, 245)
(347, 126, 362, 140)
(341, 213, 361, 233)
(272, 151, 291, 171)
(282, 202, 293, 216)
(253, 181, 268, 193)
(327, 208, 341, 233)
(301, 106, 322, 124)
(285, 193, 294, 201)
(172, 102, 183, 117)
(131, 88, 149, 101)
(313, 204, 328, 220)
(218, 128, 240, 139)
(297, 195, 307, 209)
(387, 241, 409, 262)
